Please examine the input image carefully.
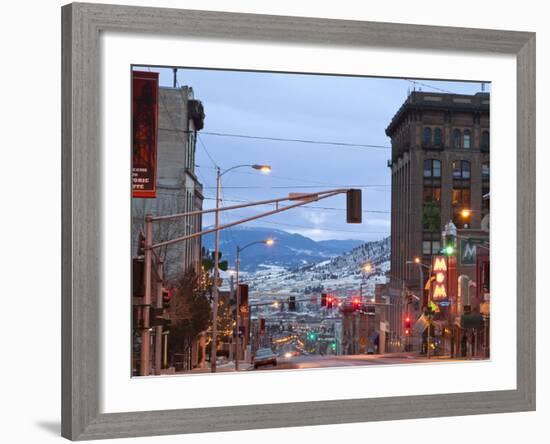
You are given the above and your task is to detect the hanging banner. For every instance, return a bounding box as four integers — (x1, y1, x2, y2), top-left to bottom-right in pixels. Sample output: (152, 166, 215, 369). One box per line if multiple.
(132, 71, 159, 198)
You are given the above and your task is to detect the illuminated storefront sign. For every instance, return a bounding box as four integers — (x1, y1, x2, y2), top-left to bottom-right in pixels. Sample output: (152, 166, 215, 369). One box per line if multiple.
(432, 256, 448, 301)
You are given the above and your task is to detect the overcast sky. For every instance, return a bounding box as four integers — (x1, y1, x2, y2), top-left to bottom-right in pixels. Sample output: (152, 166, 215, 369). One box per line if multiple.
(136, 66, 490, 242)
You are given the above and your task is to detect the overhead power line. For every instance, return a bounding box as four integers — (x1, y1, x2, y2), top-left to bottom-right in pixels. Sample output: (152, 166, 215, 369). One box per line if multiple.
(200, 131, 391, 150)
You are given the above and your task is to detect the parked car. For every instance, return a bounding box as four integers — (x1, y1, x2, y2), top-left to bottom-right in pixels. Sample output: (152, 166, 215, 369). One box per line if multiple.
(253, 348, 277, 369)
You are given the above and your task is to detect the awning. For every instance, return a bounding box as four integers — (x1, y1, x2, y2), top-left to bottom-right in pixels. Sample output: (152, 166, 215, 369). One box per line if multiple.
(461, 313, 484, 329)
(413, 315, 429, 334)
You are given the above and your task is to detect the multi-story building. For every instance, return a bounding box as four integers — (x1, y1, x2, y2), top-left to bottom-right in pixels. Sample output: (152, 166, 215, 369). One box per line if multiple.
(132, 84, 206, 373)
(385, 91, 490, 354)
(132, 85, 205, 279)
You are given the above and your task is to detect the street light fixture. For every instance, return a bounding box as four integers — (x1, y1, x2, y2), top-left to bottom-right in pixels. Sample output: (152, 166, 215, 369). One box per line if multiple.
(211, 164, 272, 373)
(360, 262, 374, 301)
(235, 238, 275, 370)
(252, 164, 272, 173)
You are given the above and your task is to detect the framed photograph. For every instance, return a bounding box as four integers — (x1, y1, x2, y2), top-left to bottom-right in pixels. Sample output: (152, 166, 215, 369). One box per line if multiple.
(62, 2, 535, 440)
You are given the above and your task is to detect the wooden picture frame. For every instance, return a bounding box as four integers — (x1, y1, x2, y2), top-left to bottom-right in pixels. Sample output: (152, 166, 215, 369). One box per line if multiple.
(61, 2, 535, 440)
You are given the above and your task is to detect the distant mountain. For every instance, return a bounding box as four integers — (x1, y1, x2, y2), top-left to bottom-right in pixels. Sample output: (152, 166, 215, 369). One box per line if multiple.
(201, 226, 364, 271)
(244, 236, 391, 296)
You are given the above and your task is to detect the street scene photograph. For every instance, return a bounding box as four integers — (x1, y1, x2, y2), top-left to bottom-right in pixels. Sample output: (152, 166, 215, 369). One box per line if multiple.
(131, 66, 491, 377)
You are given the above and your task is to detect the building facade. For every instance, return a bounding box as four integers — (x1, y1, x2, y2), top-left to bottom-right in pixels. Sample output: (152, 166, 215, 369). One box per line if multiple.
(132, 85, 206, 374)
(132, 85, 205, 280)
(385, 91, 490, 354)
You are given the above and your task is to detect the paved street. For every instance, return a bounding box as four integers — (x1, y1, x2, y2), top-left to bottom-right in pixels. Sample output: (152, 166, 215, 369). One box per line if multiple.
(251, 353, 456, 371)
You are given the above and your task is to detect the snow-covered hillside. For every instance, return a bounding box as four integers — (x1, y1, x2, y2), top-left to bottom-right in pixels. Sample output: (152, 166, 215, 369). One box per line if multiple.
(243, 237, 390, 297)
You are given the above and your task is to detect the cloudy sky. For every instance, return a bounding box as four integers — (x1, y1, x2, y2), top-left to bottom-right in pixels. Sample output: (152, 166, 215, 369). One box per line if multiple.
(136, 66, 489, 242)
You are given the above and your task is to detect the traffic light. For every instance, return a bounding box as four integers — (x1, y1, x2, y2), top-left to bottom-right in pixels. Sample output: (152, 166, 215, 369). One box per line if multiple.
(162, 288, 171, 308)
(346, 189, 362, 223)
(442, 223, 457, 256)
(327, 295, 333, 309)
(288, 296, 296, 311)
(137, 231, 146, 256)
(352, 297, 361, 311)
(132, 258, 144, 297)
(307, 331, 317, 341)
(404, 316, 412, 336)
(321, 293, 327, 307)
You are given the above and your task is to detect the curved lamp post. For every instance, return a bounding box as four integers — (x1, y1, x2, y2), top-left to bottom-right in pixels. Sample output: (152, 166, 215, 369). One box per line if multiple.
(210, 164, 271, 372)
(234, 238, 274, 370)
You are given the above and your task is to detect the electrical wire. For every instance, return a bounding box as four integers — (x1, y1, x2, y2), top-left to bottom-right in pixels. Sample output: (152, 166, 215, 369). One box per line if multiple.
(199, 131, 391, 150)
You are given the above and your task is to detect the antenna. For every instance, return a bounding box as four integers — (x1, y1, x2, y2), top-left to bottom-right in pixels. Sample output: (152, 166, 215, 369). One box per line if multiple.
(172, 68, 177, 88)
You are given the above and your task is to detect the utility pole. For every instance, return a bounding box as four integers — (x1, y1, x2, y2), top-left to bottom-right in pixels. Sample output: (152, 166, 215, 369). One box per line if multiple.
(154, 259, 164, 375)
(210, 167, 221, 373)
(140, 215, 153, 376)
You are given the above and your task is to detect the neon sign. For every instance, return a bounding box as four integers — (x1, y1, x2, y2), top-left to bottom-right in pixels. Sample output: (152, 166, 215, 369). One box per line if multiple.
(432, 256, 448, 301)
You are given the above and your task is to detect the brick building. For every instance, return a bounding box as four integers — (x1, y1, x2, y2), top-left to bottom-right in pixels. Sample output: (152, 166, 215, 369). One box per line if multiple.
(385, 91, 490, 354)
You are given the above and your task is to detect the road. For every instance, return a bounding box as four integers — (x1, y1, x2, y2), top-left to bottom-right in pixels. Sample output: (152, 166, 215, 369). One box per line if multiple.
(250, 352, 459, 371)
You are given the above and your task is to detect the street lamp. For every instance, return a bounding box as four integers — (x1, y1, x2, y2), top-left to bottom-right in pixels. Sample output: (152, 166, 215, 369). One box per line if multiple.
(406, 258, 430, 296)
(211, 164, 272, 373)
(235, 238, 275, 370)
(360, 262, 374, 301)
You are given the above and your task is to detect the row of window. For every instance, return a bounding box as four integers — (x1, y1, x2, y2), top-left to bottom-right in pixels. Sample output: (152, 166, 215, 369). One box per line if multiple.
(423, 127, 489, 150)
(423, 187, 472, 206)
(423, 159, 490, 180)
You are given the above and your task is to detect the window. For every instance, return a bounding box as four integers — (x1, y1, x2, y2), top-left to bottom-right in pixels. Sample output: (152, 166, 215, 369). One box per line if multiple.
(423, 127, 432, 145)
(463, 130, 471, 149)
(423, 186, 441, 203)
(452, 188, 471, 206)
(423, 240, 441, 255)
(482, 162, 490, 180)
(452, 129, 461, 149)
(434, 128, 442, 146)
(453, 160, 471, 179)
(481, 131, 490, 151)
(423, 159, 441, 178)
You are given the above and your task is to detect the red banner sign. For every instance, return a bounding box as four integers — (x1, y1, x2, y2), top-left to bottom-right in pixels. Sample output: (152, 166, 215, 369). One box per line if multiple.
(132, 71, 159, 198)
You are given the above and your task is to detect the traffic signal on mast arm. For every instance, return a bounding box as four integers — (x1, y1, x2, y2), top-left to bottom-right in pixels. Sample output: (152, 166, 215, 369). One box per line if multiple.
(288, 296, 296, 311)
(327, 295, 333, 309)
(352, 297, 361, 311)
(404, 316, 412, 336)
(346, 189, 362, 223)
(162, 288, 171, 308)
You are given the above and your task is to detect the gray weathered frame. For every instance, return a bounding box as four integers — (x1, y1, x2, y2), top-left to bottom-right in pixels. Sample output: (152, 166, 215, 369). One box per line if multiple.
(61, 2, 536, 440)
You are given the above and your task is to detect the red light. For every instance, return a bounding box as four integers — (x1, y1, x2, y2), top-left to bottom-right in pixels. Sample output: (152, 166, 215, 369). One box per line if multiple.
(405, 317, 410, 323)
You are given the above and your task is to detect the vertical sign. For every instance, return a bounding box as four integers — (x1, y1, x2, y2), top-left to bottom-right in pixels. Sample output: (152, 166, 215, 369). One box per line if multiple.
(431, 256, 448, 301)
(132, 71, 159, 198)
